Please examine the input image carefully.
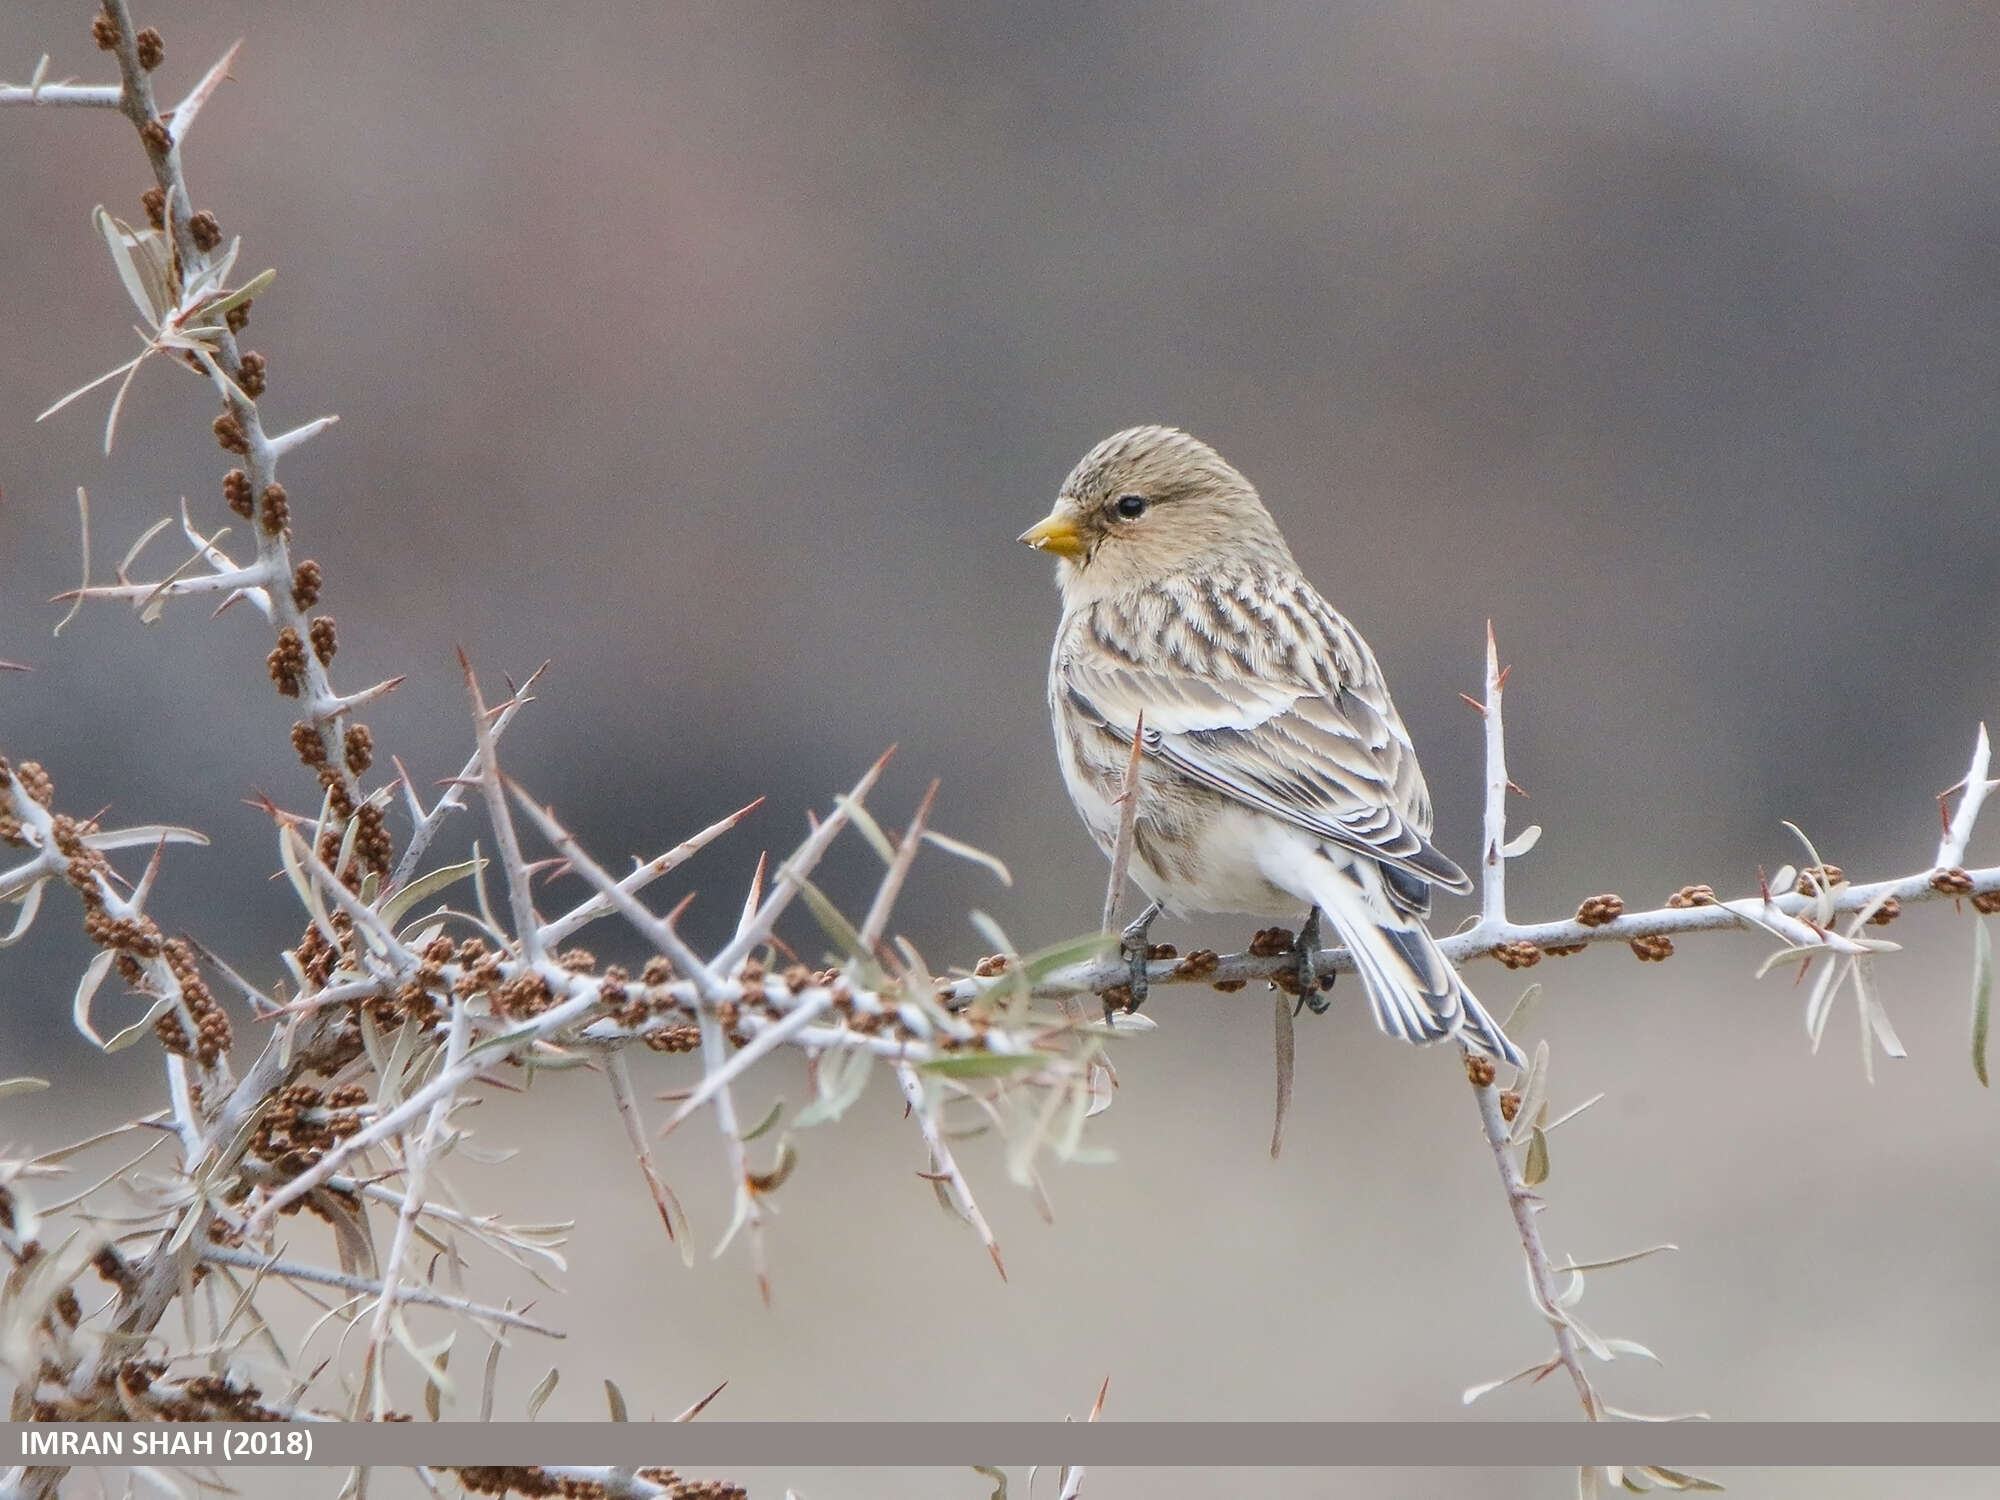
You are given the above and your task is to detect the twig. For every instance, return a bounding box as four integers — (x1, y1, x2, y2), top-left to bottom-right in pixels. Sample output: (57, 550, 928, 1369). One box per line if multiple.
(1479, 622, 1510, 928)
(536, 794, 760, 948)
(699, 1007, 770, 1307)
(605, 1052, 690, 1256)
(1937, 722, 1995, 869)
(461, 654, 543, 963)
(1467, 1065, 1599, 1418)
(708, 746, 895, 974)
(390, 662, 547, 891)
(858, 780, 938, 954)
(199, 1246, 561, 1337)
(362, 989, 471, 1419)
(897, 1062, 1005, 1281)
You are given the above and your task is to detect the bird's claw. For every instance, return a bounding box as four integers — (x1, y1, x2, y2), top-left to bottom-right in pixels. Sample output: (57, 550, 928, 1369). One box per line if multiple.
(1293, 906, 1333, 1016)
(1109, 901, 1164, 1023)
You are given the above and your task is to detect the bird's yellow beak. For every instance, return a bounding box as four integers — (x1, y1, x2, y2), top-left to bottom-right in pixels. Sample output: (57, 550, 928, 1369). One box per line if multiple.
(1018, 511, 1087, 560)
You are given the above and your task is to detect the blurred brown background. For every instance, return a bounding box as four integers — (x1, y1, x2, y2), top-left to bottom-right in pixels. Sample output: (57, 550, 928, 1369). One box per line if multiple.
(3, 0, 1999, 1492)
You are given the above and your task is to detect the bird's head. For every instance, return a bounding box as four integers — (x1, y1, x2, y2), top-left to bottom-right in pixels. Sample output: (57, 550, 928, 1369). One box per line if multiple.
(1019, 426, 1293, 600)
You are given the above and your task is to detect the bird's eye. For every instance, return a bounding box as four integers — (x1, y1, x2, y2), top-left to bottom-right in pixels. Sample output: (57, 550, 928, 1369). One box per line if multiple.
(1114, 494, 1148, 519)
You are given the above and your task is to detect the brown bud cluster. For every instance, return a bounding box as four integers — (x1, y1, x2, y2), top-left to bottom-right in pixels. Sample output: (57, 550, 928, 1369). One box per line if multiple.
(135, 27, 164, 70)
(213, 411, 248, 454)
(223, 468, 253, 517)
(140, 119, 172, 156)
(291, 559, 322, 611)
(309, 615, 337, 665)
(1541, 941, 1586, 956)
(642, 956, 676, 985)
(352, 802, 393, 874)
(226, 300, 251, 333)
(344, 723, 373, 775)
(1794, 864, 1845, 896)
(1146, 942, 1178, 960)
(14, 760, 54, 808)
(1248, 925, 1296, 957)
(1464, 1053, 1496, 1088)
(1099, 983, 1135, 1012)
(1666, 884, 1716, 908)
(1491, 939, 1542, 970)
(644, 1024, 702, 1053)
(47, 797, 234, 1068)
(259, 482, 290, 536)
(236, 349, 266, 398)
(188, 210, 221, 253)
(323, 776, 356, 822)
(92, 12, 120, 50)
(1574, 893, 1624, 927)
(1211, 978, 1247, 993)
(290, 720, 326, 768)
(1173, 948, 1220, 979)
(1498, 1089, 1522, 1123)
(1932, 867, 1976, 896)
(1629, 934, 1674, 962)
(973, 954, 1008, 977)
(1973, 890, 2000, 916)
(268, 627, 307, 695)
(1868, 896, 1901, 925)
(141, 187, 166, 231)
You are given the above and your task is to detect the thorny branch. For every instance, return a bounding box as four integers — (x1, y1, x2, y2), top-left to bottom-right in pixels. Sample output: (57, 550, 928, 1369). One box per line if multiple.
(3, 13, 1996, 1500)
(0, 16, 1104, 1494)
(1458, 626, 1610, 1424)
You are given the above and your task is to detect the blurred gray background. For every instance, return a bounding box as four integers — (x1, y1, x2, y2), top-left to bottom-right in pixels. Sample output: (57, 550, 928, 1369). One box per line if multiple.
(4, 0, 2000, 1475)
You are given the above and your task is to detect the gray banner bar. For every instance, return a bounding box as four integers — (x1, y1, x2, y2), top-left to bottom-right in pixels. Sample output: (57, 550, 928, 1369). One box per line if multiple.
(6, 1423, 1999, 1468)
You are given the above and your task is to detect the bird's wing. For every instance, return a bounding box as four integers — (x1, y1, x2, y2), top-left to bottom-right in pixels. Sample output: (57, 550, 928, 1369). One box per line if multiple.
(1061, 577, 1470, 895)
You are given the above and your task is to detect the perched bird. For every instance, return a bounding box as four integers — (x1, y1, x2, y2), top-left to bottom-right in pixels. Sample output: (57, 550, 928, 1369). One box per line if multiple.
(1019, 425, 1524, 1066)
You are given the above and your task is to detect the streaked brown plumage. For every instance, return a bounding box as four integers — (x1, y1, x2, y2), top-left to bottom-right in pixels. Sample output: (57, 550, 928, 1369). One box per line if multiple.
(1021, 425, 1523, 1065)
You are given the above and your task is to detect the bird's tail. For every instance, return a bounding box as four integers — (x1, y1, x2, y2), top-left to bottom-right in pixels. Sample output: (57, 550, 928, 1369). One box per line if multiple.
(1298, 851, 1527, 1069)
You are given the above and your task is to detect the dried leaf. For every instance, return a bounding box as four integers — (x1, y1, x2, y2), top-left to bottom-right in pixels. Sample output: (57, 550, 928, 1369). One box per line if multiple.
(1020, 930, 1118, 983)
(0, 882, 45, 947)
(1270, 992, 1294, 1161)
(918, 1052, 1046, 1079)
(104, 996, 176, 1053)
(739, 1099, 785, 1143)
(1522, 1125, 1550, 1187)
(793, 1045, 874, 1126)
(922, 830, 1013, 887)
(1973, 919, 1992, 1087)
(1557, 1244, 1678, 1274)
(71, 948, 117, 1048)
(1631, 1467, 1724, 1493)
(1462, 1358, 1559, 1405)
(525, 1367, 559, 1420)
(382, 858, 486, 929)
(81, 824, 210, 852)
(833, 793, 897, 865)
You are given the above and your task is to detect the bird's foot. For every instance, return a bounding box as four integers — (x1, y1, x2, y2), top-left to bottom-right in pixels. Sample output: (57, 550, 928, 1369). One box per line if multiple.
(1293, 906, 1333, 1017)
(1109, 901, 1165, 1023)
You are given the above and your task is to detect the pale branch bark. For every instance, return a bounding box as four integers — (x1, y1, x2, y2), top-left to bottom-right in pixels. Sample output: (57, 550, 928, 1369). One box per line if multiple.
(946, 834, 1998, 1005)
(0, 82, 121, 107)
(1458, 625, 1609, 1424)
(198, 1245, 563, 1337)
(0, 52, 121, 109)
(83, 1, 362, 812)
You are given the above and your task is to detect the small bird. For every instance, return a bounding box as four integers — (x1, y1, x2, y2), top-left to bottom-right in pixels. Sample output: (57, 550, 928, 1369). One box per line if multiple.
(1020, 425, 1524, 1066)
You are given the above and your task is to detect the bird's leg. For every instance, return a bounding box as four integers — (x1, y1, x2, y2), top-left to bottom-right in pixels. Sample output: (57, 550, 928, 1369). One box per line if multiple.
(1293, 905, 1333, 1017)
(1111, 899, 1165, 1021)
